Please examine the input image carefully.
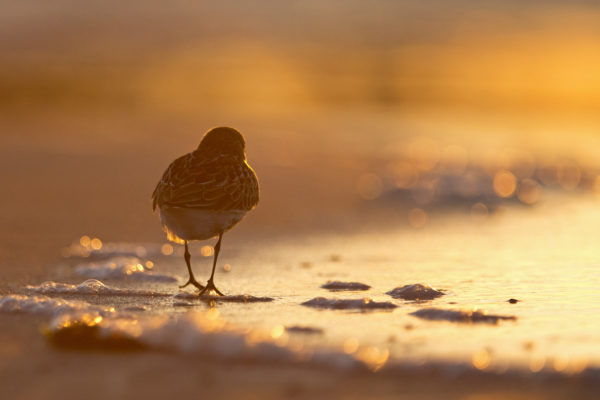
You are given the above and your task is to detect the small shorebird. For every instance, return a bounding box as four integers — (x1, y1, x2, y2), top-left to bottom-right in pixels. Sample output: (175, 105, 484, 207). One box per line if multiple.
(152, 127, 259, 296)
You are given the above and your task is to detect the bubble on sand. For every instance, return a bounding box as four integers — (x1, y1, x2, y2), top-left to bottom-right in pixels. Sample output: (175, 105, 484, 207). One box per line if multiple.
(0, 294, 115, 317)
(75, 257, 178, 282)
(25, 279, 172, 297)
(321, 281, 371, 291)
(410, 308, 516, 324)
(174, 292, 274, 303)
(301, 297, 397, 310)
(386, 284, 444, 300)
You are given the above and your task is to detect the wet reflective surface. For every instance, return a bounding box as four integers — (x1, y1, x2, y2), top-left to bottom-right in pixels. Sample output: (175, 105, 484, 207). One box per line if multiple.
(3, 194, 598, 376)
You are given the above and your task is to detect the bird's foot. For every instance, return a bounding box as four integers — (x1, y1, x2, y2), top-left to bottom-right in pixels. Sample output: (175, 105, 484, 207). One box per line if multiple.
(179, 277, 205, 290)
(198, 279, 225, 297)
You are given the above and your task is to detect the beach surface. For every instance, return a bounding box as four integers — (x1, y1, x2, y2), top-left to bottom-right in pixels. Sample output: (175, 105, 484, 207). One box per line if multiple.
(2, 1, 600, 398)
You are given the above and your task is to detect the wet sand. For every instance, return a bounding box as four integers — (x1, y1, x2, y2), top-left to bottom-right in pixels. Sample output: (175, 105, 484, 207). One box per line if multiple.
(0, 313, 597, 400)
(1, 114, 599, 399)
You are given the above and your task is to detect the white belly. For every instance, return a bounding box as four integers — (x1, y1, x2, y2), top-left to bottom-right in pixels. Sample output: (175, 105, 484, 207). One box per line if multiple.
(159, 207, 247, 243)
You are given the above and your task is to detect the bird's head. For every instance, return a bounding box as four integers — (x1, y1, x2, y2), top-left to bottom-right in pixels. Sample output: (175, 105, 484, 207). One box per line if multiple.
(198, 127, 246, 159)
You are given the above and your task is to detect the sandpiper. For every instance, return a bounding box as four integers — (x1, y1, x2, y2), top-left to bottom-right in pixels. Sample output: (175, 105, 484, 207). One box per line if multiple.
(152, 127, 259, 296)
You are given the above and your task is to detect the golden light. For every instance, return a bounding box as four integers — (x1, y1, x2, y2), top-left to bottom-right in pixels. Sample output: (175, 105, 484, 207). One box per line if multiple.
(161, 243, 174, 256)
(553, 356, 569, 372)
(517, 179, 542, 205)
(145, 261, 154, 269)
(472, 349, 491, 370)
(90, 238, 103, 250)
(355, 346, 390, 371)
(223, 264, 232, 272)
(408, 208, 428, 228)
(529, 356, 546, 373)
(200, 246, 214, 257)
(343, 338, 359, 354)
(567, 358, 588, 375)
(206, 308, 220, 321)
(270, 325, 285, 339)
(493, 170, 517, 198)
(79, 235, 91, 247)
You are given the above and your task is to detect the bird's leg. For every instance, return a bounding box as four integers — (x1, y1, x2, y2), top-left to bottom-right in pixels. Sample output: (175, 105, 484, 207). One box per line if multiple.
(179, 241, 205, 290)
(198, 233, 225, 296)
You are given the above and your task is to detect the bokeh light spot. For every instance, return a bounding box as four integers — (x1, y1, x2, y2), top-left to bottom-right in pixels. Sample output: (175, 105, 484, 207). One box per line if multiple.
(79, 235, 91, 247)
(90, 238, 102, 250)
(493, 170, 517, 198)
(161, 243, 174, 256)
(472, 349, 491, 370)
(201, 245, 214, 257)
(518, 179, 542, 205)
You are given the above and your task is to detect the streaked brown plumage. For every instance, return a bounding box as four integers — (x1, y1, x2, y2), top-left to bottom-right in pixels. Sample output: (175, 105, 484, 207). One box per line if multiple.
(152, 127, 259, 296)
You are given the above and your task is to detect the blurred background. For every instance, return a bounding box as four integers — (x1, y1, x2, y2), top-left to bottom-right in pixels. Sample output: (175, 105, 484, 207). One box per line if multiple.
(2, 0, 600, 279)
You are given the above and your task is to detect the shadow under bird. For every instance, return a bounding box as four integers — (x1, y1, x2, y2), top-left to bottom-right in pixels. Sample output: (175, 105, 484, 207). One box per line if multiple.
(152, 127, 260, 296)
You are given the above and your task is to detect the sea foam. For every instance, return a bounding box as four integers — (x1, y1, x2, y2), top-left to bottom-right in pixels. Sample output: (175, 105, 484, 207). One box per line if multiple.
(0, 294, 115, 316)
(25, 279, 173, 297)
(301, 297, 397, 310)
(75, 257, 178, 283)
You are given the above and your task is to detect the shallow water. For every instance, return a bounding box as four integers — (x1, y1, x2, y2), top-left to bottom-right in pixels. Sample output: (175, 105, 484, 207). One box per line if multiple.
(3, 195, 600, 375)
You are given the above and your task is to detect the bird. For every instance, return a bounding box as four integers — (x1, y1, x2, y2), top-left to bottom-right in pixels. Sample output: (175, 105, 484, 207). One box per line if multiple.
(152, 127, 259, 296)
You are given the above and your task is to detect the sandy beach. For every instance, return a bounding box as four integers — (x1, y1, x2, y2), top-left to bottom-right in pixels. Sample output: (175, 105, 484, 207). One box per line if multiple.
(2, 1, 600, 398)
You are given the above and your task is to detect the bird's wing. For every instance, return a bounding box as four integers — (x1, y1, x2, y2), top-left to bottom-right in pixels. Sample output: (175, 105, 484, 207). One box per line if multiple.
(152, 152, 259, 212)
